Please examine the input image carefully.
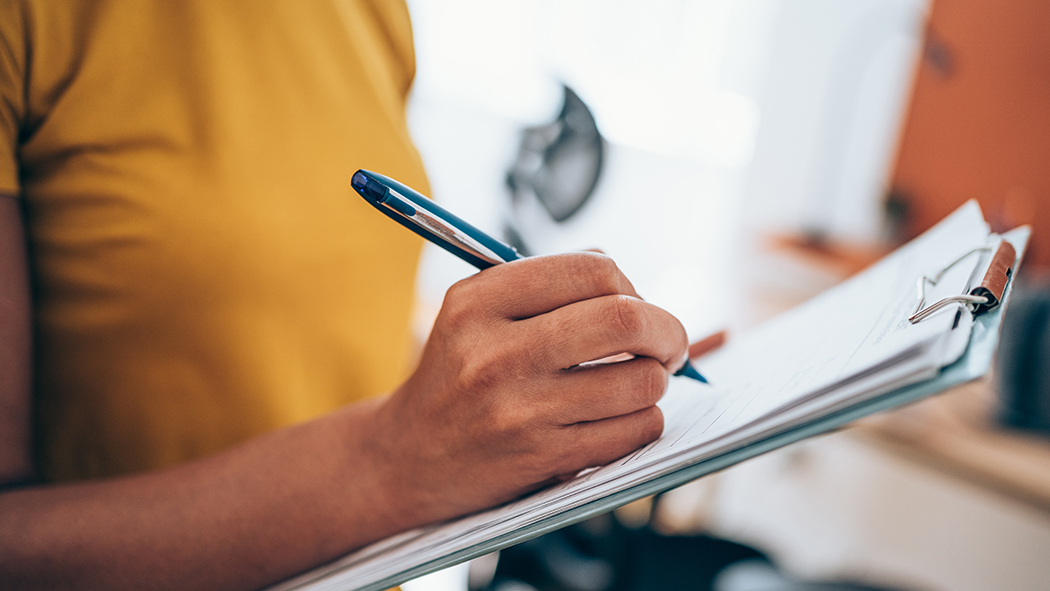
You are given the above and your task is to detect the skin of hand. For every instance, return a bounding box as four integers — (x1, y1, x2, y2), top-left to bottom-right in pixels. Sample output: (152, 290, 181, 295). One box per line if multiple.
(360, 252, 692, 527)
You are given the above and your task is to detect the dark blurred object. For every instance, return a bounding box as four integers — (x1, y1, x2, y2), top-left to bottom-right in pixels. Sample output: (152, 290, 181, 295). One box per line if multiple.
(997, 287, 1050, 437)
(888, 0, 1050, 269)
(505, 84, 604, 255)
(470, 514, 918, 591)
(469, 514, 767, 591)
(714, 560, 913, 591)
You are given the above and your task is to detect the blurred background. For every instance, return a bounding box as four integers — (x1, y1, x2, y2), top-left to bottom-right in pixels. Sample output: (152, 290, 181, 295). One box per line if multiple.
(400, 1, 1050, 590)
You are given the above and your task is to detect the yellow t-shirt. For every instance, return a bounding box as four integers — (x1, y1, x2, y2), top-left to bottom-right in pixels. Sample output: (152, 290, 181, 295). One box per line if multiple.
(0, 0, 428, 481)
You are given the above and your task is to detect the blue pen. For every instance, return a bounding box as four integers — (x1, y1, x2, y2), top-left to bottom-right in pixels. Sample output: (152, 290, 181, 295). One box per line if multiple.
(350, 169, 708, 384)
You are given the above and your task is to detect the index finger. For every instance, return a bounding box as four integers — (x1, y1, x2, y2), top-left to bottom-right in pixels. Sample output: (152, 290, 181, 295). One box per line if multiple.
(526, 294, 689, 373)
(472, 252, 641, 320)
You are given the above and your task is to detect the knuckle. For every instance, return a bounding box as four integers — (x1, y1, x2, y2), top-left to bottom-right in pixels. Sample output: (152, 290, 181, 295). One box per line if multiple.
(590, 251, 619, 275)
(637, 406, 664, 443)
(635, 359, 668, 407)
(588, 253, 625, 294)
(613, 360, 665, 411)
(444, 275, 474, 302)
(602, 295, 646, 339)
(440, 278, 478, 325)
(489, 401, 529, 440)
(560, 252, 624, 296)
(455, 348, 505, 393)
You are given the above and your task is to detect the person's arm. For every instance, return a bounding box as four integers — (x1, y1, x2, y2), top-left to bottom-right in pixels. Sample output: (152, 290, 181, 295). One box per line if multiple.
(1, 192, 689, 590)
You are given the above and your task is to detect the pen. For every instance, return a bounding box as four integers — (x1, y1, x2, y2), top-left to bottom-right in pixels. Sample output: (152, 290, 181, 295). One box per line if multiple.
(350, 169, 707, 384)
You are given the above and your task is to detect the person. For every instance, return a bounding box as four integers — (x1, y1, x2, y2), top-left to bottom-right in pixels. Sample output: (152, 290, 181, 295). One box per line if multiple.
(0, 1, 708, 589)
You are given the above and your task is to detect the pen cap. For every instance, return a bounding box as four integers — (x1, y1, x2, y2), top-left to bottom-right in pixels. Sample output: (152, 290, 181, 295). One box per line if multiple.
(351, 169, 521, 269)
(351, 170, 389, 204)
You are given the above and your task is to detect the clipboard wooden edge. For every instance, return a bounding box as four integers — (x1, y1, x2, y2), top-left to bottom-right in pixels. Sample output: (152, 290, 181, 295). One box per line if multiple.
(328, 227, 1031, 591)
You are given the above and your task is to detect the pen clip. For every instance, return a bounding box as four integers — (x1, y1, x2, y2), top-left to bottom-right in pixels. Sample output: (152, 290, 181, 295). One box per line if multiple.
(382, 189, 511, 267)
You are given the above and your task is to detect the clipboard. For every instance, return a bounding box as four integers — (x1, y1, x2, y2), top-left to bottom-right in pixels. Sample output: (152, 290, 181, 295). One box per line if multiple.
(272, 210, 1030, 591)
(337, 231, 1028, 591)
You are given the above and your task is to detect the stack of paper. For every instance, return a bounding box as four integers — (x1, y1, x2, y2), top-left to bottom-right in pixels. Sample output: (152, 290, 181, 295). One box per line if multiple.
(269, 202, 1027, 591)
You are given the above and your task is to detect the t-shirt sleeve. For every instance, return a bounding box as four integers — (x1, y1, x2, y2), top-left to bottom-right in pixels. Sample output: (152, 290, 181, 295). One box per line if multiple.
(0, 3, 25, 195)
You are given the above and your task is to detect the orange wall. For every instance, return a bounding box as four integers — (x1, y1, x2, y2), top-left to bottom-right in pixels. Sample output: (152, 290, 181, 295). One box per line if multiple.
(890, 0, 1050, 268)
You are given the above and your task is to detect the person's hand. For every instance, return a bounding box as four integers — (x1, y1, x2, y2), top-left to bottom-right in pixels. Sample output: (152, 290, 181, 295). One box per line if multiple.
(363, 252, 691, 527)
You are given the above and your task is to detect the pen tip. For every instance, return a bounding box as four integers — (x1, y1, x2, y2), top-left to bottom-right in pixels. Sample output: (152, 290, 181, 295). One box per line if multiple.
(675, 361, 709, 384)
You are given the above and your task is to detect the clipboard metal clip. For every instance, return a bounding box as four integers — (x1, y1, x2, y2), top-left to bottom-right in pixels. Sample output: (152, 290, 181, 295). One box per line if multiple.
(909, 241, 1016, 324)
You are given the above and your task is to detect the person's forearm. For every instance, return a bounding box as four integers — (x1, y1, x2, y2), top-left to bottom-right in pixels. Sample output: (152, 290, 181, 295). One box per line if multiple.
(0, 398, 406, 591)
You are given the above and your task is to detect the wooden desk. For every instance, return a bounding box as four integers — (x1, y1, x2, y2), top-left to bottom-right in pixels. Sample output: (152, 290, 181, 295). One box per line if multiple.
(858, 378, 1050, 515)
